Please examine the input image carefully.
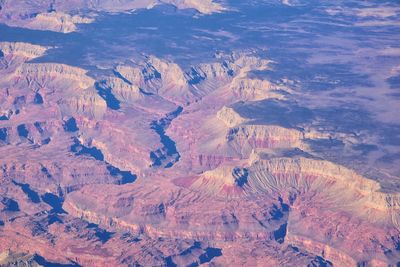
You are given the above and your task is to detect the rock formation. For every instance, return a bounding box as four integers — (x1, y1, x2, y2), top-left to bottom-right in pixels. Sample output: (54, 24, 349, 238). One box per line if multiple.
(0, 40, 399, 266)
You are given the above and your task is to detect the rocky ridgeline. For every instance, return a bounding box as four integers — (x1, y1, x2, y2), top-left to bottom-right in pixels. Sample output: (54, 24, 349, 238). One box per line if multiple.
(113, 53, 276, 105)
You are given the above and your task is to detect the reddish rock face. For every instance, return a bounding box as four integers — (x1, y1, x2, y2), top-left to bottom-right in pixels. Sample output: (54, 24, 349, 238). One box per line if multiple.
(1, 2, 400, 265)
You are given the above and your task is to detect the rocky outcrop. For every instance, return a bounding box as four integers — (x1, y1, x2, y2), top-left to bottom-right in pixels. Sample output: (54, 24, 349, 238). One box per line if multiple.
(217, 106, 249, 127)
(113, 53, 275, 105)
(227, 125, 304, 153)
(101, 77, 144, 104)
(229, 77, 277, 101)
(26, 12, 94, 33)
(188, 166, 248, 196)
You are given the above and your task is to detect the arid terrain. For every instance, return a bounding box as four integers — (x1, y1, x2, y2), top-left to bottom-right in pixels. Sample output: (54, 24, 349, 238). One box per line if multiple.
(0, 0, 400, 266)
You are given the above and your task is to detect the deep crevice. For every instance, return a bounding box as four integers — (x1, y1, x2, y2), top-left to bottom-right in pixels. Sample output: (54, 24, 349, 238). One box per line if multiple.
(150, 106, 182, 168)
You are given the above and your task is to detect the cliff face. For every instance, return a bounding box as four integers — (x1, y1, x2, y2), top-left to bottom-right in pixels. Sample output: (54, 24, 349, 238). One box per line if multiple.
(100, 77, 144, 103)
(226, 125, 304, 153)
(1, 41, 400, 266)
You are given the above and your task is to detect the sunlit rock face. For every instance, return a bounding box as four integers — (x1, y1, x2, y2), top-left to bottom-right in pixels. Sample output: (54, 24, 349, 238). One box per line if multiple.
(1, 0, 400, 266)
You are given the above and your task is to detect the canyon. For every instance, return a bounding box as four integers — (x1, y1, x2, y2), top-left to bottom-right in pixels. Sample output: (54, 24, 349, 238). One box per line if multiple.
(1, 0, 400, 266)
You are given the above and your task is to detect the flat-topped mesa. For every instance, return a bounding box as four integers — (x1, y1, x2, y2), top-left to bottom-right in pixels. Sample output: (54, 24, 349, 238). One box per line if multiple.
(26, 12, 94, 33)
(245, 157, 400, 265)
(0, 42, 48, 60)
